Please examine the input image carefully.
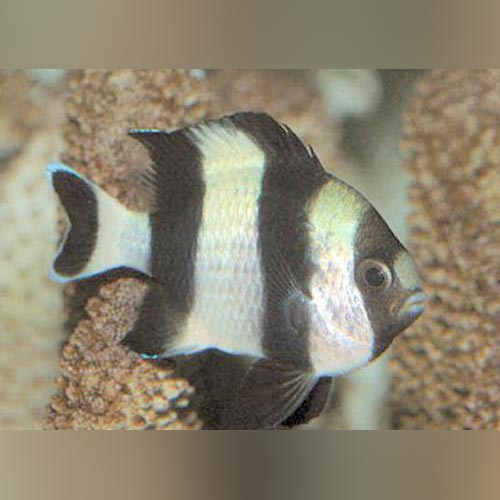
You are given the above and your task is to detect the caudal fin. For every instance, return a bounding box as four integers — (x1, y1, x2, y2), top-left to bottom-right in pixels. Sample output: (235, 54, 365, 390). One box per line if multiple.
(46, 162, 151, 283)
(46, 163, 99, 281)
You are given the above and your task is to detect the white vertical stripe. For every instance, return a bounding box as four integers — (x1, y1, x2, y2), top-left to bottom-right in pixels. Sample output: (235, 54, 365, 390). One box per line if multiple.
(307, 180, 374, 376)
(174, 123, 266, 357)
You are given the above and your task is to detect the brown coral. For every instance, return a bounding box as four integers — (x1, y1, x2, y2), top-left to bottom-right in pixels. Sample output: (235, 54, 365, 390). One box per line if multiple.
(390, 70, 500, 429)
(47, 280, 199, 430)
(63, 69, 210, 207)
(46, 70, 211, 429)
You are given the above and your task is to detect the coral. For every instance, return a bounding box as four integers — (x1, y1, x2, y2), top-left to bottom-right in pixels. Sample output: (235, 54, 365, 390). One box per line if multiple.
(46, 70, 210, 429)
(62, 69, 209, 207)
(0, 71, 65, 429)
(46, 280, 199, 430)
(390, 70, 500, 429)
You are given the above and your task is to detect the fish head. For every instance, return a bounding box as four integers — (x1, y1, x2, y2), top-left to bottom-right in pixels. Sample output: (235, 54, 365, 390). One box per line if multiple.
(307, 179, 425, 375)
(353, 207, 426, 358)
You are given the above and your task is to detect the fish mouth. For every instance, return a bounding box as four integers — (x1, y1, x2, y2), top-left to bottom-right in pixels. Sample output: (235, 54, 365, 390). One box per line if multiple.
(395, 290, 426, 319)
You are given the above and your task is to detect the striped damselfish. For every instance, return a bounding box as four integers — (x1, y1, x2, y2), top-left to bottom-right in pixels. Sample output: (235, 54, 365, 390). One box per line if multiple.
(47, 112, 425, 429)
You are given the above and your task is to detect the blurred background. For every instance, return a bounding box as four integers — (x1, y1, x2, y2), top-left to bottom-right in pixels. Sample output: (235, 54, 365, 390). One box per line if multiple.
(0, 69, 497, 430)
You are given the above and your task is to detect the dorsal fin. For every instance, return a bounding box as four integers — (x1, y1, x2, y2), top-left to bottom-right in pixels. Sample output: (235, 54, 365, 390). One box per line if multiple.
(128, 112, 329, 205)
(128, 127, 202, 211)
(225, 112, 327, 182)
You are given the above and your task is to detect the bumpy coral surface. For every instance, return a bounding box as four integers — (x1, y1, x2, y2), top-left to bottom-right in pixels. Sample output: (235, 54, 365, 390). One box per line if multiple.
(390, 70, 500, 429)
(63, 69, 210, 207)
(46, 280, 199, 429)
(46, 70, 210, 429)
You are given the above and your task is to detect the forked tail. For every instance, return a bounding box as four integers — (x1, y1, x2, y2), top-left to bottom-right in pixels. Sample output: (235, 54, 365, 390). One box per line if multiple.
(46, 162, 151, 283)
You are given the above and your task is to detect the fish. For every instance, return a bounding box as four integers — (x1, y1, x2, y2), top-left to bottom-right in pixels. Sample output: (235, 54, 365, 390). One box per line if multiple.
(46, 112, 425, 429)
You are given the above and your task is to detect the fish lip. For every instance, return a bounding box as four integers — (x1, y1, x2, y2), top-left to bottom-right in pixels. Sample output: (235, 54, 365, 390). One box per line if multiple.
(394, 290, 426, 319)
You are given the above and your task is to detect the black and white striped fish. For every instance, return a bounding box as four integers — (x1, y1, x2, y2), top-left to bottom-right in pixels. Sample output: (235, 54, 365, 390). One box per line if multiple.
(47, 112, 425, 429)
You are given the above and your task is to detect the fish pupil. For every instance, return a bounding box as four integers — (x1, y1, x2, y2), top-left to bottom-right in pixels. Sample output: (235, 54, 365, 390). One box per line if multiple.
(365, 266, 386, 287)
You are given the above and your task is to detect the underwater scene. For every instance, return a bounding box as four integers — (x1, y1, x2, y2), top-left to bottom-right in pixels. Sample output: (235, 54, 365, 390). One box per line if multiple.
(0, 69, 497, 430)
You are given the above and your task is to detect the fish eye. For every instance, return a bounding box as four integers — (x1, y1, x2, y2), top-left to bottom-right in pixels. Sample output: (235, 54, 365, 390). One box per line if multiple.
(359, 259, 392, 290)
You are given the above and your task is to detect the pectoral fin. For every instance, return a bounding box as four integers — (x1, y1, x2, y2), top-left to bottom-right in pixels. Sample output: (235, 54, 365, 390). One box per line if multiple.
(281, 377, 333, 427)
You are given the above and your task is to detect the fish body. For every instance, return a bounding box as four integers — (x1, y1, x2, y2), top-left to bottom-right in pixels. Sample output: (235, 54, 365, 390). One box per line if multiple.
(47, 112, 425, 429)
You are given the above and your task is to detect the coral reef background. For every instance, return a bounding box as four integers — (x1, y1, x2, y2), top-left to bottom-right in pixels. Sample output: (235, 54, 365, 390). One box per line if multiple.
(389, 70, 500, 429)
(0, 69, 498, 429)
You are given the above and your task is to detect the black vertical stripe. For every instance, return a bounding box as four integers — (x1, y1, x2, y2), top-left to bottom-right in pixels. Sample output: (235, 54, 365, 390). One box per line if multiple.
(228, 113, 330, 368)
(122, 130, 205, 356)
(354, 206, 407, 358)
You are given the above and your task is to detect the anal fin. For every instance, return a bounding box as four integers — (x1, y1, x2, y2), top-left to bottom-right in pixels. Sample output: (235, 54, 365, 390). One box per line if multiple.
(219, 358, 317, 430)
